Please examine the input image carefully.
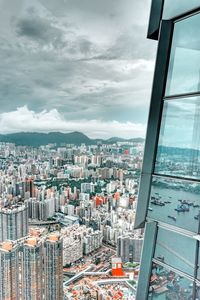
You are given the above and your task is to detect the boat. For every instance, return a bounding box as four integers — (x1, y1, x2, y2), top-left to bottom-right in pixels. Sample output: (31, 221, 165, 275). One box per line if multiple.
(175, 204, 189, 212)
(178, 200, 193, 205)
(194, 214, 200, 220)
(187, 201, 194, 206)
(164, 201, 172, 204)
(148, 207, 153, 211)
(168, 215, 176, 221)
(193, 203, 200, 208)
(151, 199, 165, 206)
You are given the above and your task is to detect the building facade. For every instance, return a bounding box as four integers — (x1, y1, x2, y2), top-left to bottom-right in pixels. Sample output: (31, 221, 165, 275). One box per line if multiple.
(117, 235, 143, 264)
(44, 234, 63, 300)
(0, 203, 28, 242)
(0, 235, 63, 300)
(22, 238, 43, 300)
(135, 1, 200, 299)
(0, 242, 20, 300)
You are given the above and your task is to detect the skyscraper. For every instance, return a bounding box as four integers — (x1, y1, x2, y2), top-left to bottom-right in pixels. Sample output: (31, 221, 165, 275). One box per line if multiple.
(21, 237, 43, 300)
(0, 203, 28, 242)
(135, 1, 200, 299)
(117, 235, 143, 264)
(0, 241, 20, 300)
(44, 233, 63, 300)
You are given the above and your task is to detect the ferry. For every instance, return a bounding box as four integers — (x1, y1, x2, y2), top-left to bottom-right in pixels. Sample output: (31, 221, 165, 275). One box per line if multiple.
(151, 199, 165, 206)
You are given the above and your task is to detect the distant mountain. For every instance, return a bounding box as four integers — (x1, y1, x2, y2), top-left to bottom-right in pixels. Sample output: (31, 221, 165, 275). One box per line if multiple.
(0, 132, 144, 147)
(105, 137, 144, 144)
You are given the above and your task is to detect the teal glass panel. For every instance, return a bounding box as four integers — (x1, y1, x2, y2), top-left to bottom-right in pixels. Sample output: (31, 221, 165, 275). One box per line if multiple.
(165, 13, 200, 96)
(155, 97, 200, 180)
(147, 176, 200, 233)
(196, 283, 200, 299)
(197, 250, 200, 281)
(154, 227, 196, 276)
(163, 0, 200, 20)
(148, 262, 194, 299)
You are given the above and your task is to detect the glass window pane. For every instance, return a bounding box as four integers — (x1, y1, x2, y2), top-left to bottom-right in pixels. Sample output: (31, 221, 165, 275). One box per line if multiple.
(196, 282, 200, 299)
(148, 262, 194, 299)
(155, 97, 200, 180)
(165, 13, 200, 96)
(147, 176, 200, 233)
(197, 251, 200, 281)
(163, 0, 200, 20)
(154, 227, 196, 276)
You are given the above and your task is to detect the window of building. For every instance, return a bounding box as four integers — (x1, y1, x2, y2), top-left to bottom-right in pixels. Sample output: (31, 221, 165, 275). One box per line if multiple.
(148, 262, 194, 299)
(147, 176, 200, 233)
(163, 0, 200, 20)
(165, 13, 200, 96)
(154, 227, 196, 276)
(155, 97, 200, 180)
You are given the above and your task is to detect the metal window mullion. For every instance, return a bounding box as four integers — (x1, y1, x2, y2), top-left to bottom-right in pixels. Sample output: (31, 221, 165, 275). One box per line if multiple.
(134, 20, 173, 229)
(135, 221, 158, 300)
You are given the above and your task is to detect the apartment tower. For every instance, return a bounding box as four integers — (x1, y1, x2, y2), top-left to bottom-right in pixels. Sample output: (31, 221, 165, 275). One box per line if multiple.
(44, 233, 63, 300)
(21, 237, 43, 300)
(0, 242, 20, 300)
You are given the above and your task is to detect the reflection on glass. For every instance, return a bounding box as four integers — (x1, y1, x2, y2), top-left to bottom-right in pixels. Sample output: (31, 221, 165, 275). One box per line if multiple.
(197, 250, 200, 281)
(154, 228, 196, 276)
(165, 13, 200, 96)
(163, 0, 200, 20)
(196, 283, 200, 299)
(148, 262, 194, 299)
(147, 176, 200, 233)
(155, 98, 200, 180)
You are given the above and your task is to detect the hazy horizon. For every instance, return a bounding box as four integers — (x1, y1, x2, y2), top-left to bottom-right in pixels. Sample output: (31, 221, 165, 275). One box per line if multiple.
(0, 130, 145, 140)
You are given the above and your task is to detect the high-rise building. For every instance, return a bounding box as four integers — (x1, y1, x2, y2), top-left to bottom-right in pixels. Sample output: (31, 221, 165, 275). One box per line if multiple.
(63, 233, 83, 266)
(117, 235, 143, 264)
(44, 233, 63, 300)
(83, 230, 102, 255)
(135, 2, 200, 299)
(27, 197, 56, 221)
(0, 241, 20, 300)
(0, 203, 28, 242)
(0, 234, 64, 300)
(21, 237, 43, 300)
(81, 182, 95, 193)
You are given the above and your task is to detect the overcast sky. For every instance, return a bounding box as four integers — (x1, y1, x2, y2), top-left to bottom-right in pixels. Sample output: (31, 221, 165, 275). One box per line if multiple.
(0, 0, 156, 138)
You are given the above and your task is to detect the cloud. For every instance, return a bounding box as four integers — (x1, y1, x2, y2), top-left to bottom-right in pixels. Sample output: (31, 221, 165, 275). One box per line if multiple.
(0, 0, 156, 132)
(0, 106, 146, 139)
(15, 13, 68, 51)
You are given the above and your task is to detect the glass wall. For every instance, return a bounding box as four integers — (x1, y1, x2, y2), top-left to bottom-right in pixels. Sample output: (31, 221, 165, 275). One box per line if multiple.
(137, 7, 200, 300)
(165, 13, 200, 96)
(151, 13, 200, 285)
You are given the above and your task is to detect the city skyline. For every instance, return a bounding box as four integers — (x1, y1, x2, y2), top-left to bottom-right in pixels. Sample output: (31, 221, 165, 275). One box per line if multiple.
(0, 0, 156, 139)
